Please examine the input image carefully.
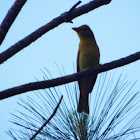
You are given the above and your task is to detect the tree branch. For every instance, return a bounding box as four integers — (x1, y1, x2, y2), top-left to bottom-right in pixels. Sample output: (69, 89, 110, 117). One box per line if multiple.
(30, 96, 63, 140)
(0, 51, 139, 100)
(0, 0, 27, 46)
(0, 0, 112, 64)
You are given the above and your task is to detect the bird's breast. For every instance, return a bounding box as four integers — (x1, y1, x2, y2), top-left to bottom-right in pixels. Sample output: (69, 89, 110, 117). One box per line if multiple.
(79, 44, 99, 71)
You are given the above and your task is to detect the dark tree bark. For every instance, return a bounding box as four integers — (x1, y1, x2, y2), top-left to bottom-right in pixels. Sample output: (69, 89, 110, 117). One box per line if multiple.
(0, 51, 140, 100)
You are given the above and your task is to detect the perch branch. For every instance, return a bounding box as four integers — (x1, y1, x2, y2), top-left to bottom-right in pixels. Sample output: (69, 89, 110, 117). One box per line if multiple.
(0, 51, 139, 100)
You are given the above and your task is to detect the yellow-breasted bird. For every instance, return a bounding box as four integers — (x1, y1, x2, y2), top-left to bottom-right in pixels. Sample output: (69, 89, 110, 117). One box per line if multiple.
(72, 25, 100, 114)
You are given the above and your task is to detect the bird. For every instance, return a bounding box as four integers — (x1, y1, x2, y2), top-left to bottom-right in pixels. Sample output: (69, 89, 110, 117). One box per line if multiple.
(72, 25, 100, 114)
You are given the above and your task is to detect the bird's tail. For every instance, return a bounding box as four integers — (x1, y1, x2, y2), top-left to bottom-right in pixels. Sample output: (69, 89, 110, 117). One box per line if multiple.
(77, 93, 89, 114)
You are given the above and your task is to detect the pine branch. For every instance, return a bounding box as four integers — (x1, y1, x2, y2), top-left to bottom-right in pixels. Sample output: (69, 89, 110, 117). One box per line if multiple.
(0, 0, 111, 64)
(0, 0, 27, 46)
(0, 51, 139, 100)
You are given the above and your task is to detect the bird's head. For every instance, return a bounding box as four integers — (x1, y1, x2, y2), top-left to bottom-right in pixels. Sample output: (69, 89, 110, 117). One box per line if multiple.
(72, 25, 94, 40)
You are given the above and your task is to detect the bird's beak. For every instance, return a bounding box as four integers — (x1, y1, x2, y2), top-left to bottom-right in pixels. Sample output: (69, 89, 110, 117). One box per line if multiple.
(72, 27, 78, 32)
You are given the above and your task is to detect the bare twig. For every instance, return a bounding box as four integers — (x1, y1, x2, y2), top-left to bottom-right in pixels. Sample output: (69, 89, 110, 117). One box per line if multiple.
(0, 0, 112, 64)
(69, 1, 82, 13)
(0, 51, 139, 100)
(30, 96, 63, 140)
(0, 0, 27, 46)
(65, 1, 82, 23)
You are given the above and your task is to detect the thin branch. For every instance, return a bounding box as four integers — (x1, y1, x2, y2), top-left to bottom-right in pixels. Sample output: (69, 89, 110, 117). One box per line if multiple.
(69, 1, 82, 13)
(0, 0, 112, 64)
(0, 51, 139, 100)
(0, 0, 27, 46)
(66, 1, 82, 23)
(30, 95, 63, 140)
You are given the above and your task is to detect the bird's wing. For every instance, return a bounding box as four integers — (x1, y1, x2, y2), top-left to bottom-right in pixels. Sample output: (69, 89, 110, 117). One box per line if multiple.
(89, 57, 100, 93)
(89, 74, 97, 93)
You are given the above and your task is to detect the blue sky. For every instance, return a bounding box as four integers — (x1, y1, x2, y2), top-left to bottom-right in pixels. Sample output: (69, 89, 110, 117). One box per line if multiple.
(0, 0, 140, 139)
